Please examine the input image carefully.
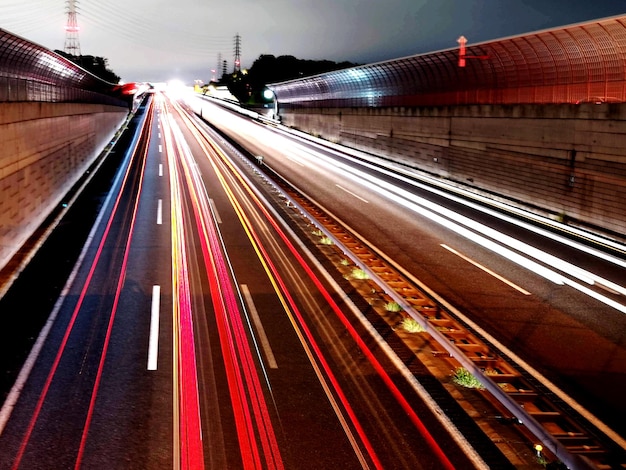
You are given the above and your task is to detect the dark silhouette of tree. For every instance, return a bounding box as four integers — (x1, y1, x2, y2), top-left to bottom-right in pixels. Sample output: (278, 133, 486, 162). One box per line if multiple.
(221, 54, 358, 104)
(54, 50, 121, 84)
(249, 54, 356, 85)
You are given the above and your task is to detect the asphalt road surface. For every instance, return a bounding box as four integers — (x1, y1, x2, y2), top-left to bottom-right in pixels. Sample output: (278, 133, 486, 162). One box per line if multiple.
(0, 93, 492, 469)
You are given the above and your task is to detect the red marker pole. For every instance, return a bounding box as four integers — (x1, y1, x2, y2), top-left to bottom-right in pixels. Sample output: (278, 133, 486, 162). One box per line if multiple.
(457, 35, 467, 67)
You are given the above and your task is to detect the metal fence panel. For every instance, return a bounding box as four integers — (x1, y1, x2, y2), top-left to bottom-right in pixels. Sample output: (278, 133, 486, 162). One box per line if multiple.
(0, 28, 126, 107)
(270, 15, 626, 108)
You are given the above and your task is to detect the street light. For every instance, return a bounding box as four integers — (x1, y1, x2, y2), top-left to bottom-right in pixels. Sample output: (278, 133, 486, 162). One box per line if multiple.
(264, 88, 279, 121)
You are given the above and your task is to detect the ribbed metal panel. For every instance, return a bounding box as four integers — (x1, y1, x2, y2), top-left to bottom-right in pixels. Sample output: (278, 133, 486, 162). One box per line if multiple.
(270, 15, 626, 107)
(0, 28, 125, 106)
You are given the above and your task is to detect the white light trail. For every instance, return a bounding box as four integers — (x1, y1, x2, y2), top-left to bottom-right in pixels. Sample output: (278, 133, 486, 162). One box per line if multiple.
(191, 98, 626, 312)
(288, 142, 626, 313)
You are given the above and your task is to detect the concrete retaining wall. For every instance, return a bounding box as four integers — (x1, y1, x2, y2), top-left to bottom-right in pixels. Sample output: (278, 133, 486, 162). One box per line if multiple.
(0, 102, 128, 270)
(280, 104, 626, 238)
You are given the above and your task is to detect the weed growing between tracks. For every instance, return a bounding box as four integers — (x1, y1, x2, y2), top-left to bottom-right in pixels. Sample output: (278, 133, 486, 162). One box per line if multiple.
(400, 317, 425, 333)
(452, 367, 486, 390)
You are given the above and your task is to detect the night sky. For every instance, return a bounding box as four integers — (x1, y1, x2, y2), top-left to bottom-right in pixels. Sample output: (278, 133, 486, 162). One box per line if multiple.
(3, 0, 626, 83)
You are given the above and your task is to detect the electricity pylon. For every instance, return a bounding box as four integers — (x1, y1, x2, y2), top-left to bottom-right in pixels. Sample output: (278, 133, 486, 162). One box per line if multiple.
(64, 0, 81, 56)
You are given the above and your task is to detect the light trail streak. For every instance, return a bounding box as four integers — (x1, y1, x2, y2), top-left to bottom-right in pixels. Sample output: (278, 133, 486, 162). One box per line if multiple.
(206, 119, 577, 287)
(10, 102, 154, 470)
(200, 147, 383, 470)
(291, 145, 626, 313)
(166, 114, 263, 468)
(169, 115, 284, 469)
(276, 123, 626, 264)
(239, 189, 455, 469)
(227, 116, 626, 304)
(164, 101, 290, 468)
(162, 111, 205, 470)
(203, 101, 626, 456)
(183, 108, 455, 469)
(0, 112, 139, 437)
(187, 117, 379, 467)
(75, 135, 149, 469)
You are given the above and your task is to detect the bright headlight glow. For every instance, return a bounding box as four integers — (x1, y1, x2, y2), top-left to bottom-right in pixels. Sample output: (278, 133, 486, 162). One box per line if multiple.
(168, 79, 185, 89)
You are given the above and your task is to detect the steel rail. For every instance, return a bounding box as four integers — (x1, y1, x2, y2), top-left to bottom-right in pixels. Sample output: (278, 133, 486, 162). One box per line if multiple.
(252, 155, 625, 470)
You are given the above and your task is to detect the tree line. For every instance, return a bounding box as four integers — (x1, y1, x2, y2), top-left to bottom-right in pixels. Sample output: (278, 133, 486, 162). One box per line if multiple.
(220, 54, 358, 104)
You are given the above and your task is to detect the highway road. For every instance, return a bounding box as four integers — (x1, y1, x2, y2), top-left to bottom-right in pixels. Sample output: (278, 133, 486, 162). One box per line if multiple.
(187, 95, 626, 461)
(2, 89, 625, 469)
(0, 94, 496, 469)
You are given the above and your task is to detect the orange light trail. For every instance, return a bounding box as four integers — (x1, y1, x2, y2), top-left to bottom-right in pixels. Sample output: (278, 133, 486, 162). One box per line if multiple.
(11, 99, 155, 470)
(180, 106, 455, 469)
(173, 105, 380, 468)
(194, 140, 384, 469)
(161, 102, 205, 470)
(164, 102, 284, 469)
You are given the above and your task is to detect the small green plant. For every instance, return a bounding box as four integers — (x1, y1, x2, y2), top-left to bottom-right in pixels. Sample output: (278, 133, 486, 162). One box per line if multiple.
(320, 236, 333, 245)
(340, 259, 351, 266)
(401, 317, 425, 333)
(385, 301, 403, 313)
(312, 229, 323, 237)
(452, 367, 485, 390)
(536, 454, 548, 466)
(351, 268, 369, 280)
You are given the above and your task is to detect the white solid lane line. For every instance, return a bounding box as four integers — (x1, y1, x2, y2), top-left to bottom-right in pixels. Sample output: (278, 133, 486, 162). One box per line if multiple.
(240, 284, 278, 369)
(209, 198, 222, 224)
(147, 285, 161, 370)
(441, 244, 531, 295)
(335, 184, 369, 203)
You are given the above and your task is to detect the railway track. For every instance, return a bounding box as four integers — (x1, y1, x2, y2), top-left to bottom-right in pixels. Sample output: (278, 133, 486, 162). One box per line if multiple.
(189, 101, 626, 469)
(245, 149, 626, 470)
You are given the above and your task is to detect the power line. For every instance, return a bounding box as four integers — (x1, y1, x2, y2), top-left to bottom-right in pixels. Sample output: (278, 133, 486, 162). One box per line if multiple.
(1, 1, 64, 36)
(78, 1, 232, 48)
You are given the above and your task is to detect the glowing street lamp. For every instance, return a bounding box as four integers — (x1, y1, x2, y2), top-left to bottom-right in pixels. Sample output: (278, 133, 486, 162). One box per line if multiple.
(263, 88, 279, 121)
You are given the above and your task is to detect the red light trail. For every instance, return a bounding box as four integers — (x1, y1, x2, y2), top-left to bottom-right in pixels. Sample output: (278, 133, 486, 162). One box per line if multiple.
(10, 99, 155, 470)
(163, 101, 284, 469)
(161, 102, 205, 469)
(164, 98, 284, 469)
(182, 106, 456, 470)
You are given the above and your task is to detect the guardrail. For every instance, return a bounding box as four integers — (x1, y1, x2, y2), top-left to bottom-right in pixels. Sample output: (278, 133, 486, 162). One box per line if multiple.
(264, 161, 626, 469)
